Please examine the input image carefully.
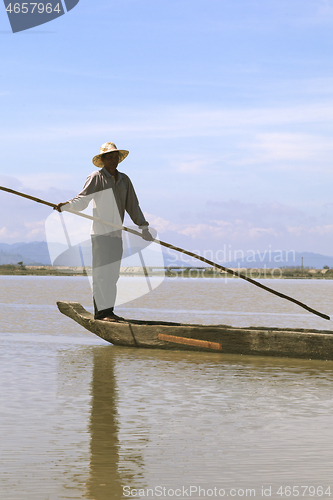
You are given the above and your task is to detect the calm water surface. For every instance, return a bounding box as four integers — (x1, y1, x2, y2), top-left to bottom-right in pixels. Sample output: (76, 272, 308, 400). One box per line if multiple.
(0, 276, 333, 500)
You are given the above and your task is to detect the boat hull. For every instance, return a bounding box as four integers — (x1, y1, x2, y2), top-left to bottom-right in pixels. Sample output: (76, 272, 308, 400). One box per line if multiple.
(57, 301, 333, 360)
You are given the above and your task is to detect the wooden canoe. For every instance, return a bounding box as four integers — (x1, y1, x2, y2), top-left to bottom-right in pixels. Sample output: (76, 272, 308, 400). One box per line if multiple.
(57, 301, 333, 360)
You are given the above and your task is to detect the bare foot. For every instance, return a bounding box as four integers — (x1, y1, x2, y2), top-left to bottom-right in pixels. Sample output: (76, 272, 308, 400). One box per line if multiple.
(101, 313, 125, 322)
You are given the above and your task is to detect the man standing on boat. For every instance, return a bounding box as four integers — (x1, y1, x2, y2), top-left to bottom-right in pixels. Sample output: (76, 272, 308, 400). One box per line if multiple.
(54, 142, 153, 322)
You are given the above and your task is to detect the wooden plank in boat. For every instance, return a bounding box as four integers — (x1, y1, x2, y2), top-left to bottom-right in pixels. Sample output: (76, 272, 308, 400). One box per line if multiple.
(158, 333, 222, 351)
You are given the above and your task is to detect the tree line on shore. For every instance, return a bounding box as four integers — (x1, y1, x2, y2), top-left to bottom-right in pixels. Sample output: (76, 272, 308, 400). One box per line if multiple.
(1, 263, 332, 278)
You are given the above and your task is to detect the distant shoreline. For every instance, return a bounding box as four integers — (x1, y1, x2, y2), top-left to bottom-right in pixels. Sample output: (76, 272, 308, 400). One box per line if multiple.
(0, 264, 332, 279)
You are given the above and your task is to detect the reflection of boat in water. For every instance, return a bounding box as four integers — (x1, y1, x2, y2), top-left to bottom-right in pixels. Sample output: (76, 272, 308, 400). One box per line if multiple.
(58, 301, 333, 360)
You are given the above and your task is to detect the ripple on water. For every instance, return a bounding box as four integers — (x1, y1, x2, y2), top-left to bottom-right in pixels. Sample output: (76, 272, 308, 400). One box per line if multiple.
(1, 276, 333, 499)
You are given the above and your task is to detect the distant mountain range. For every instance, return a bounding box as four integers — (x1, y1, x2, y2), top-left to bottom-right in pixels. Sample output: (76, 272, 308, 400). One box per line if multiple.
(0, 242, 332, 269)
(0, 242, 51, 265)
(0, 241, 188, 267)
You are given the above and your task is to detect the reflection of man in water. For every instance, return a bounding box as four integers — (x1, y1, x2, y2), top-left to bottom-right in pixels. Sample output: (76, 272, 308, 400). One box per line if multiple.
(54, 142, 153, 322)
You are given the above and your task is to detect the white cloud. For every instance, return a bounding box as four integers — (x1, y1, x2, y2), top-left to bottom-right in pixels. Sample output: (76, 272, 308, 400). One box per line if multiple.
(2, 102, 333, 142)
(175, 159, 207, 174)
(204, 200, 306, 226)
(2, 102, 333, 183)
(17, 173, 76, 190)
(209, 220, 233, 228)
(179, 224, 222, 238)
(248, 227, 279, 238)
(143, 213, 181, 233)
(243, 133, 333, 165)
(143, 208, 333, 256)
(0, 177, 332, 255)
(0, 227, 20, 239)
(178, 222, 280, 241)
(146, 212, 280, 241)
(0, 175, 23, 190)
(1, 102, 333, 183)
(288, 224, 333, 236)
(24, 221, 46, 240)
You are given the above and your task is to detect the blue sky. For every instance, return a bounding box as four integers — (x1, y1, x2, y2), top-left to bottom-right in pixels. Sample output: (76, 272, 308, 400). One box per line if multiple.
(1, 0, 333, 261)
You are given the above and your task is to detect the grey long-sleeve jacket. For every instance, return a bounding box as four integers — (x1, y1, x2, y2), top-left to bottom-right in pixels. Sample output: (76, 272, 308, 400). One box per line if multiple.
(63, 167, 149, 236)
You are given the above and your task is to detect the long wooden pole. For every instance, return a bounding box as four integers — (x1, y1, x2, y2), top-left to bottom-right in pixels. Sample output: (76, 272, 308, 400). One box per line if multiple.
(0, 185, 330, 321)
